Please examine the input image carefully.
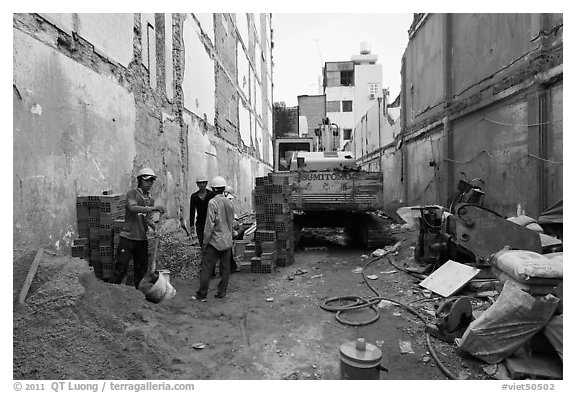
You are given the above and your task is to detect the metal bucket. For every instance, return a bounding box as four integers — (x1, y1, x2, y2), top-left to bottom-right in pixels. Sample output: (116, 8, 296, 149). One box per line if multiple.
(339, 338, 386, 380)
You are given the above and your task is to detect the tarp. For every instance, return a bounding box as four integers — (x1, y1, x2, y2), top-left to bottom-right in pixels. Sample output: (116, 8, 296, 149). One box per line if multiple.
(456, 281, 559, 364)
(538, 199, 563, 225)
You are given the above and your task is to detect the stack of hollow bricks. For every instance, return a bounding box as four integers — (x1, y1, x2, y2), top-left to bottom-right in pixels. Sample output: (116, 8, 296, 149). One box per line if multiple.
(252, 173, 295, 273)
(73, 192, 127, 284)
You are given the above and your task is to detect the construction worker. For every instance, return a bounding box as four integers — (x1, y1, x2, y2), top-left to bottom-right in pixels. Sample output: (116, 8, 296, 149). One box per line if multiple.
(189, 175, 215, 247)
(112, 167, 165, 289)
(224, 185, 241, 273)
(193, 176, 234, 301)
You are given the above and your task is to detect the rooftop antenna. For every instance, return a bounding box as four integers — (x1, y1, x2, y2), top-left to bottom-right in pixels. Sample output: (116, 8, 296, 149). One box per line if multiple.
(313, 38, 323, 67)
(313, 38, 323, 93)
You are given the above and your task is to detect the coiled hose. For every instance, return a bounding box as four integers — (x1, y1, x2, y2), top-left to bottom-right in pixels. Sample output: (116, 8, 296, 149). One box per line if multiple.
(319, 245, 459, 380)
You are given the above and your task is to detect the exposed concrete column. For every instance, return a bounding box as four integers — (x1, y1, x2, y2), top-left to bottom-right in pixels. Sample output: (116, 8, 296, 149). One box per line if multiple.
(443, 13, 454, 206)
(400, 55, 408, 202)
(527, 14, 552, 216)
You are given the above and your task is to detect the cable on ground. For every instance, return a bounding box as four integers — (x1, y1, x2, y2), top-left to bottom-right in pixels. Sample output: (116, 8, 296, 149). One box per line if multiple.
(319, 241, 459, 380)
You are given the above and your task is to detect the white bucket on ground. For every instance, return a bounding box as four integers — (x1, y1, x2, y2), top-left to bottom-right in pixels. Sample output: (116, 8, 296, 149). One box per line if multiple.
(140, 271, 176, 303)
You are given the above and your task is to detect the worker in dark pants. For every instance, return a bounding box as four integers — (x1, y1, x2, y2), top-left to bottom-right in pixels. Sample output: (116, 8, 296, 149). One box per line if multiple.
(189, 175, 215, 247)
(112, 167, 165, 289)
(190, 175, 219, 277)
(193, 176, 234, 301)
(225, 185, 241, 273)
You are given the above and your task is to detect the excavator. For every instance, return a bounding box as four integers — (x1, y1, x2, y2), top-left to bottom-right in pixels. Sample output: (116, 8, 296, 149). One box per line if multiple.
(274, 124, 389, 249)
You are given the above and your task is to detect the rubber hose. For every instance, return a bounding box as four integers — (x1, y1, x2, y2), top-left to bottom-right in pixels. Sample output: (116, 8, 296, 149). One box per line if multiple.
(319, 250, 459, 380)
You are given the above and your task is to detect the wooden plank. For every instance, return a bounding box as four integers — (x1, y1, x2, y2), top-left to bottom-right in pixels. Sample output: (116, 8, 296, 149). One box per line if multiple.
(505, 354, 563, 380)
(419, 260, 480, 297)
(19, 248, 45, 304)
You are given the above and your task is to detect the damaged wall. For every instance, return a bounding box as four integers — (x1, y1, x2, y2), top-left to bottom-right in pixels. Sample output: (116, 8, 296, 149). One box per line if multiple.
(13, 13, 274, 251)
(396, 13, 563, 217)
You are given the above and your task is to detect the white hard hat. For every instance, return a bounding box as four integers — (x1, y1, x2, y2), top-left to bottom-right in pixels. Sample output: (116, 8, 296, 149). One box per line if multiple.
(195, 175, 209, 183)
(225, 185, 235, 198)
(137, 167, 156, 180)
(211, 176, 227, 189)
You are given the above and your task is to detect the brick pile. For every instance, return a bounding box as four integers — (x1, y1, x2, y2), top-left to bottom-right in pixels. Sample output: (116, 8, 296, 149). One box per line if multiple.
(251, 173, 295, 273)
(73, 192, 127, 283)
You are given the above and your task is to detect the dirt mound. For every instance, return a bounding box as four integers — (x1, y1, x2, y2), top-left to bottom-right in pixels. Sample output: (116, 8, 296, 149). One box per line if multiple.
(13, 253, 174, 380)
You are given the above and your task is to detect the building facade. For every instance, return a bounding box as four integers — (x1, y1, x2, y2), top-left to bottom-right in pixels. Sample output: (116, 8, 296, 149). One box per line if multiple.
(323, 45, 383, 152)
(13, 13, 274, 250)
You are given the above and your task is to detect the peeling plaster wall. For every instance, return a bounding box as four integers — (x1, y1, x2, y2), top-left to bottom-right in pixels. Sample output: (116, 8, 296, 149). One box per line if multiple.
(77, 13, 135, 67)
(164, 13, 174, 102)
(13, 27, 136, 248)
(40, 13, 134, 67)
(380, 148, 404, 205)
(13, 13, 274, 251)
(182, 14, 216, 124)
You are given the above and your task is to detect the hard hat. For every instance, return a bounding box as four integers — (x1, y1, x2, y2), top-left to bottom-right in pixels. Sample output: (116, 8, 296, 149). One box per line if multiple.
(225, 185, 235, 199)
(137, 167, 156, 180)
(195, 175, 209, 183)
(211, 176, 227, 189)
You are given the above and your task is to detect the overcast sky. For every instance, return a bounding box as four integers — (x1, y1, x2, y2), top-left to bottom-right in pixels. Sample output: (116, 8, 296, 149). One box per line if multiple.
(271, 13, 414, 107)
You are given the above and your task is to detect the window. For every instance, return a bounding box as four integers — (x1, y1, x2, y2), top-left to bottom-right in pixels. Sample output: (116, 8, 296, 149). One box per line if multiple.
(326, 101, 340, 112)
(325, 62, 354, 87)
(340, 70, 354, 86)
(369, 83, 379, 95)
(342, 100, 353, 112)
(343, 129, 352, 140)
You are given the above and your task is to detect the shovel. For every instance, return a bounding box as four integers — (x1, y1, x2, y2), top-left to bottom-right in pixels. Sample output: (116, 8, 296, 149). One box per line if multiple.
(138, 213, 165, 296)
(149, 212, 164, 273)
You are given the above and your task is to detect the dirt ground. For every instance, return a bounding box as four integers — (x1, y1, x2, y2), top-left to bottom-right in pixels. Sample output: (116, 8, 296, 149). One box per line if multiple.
(13, 220, 496, 381)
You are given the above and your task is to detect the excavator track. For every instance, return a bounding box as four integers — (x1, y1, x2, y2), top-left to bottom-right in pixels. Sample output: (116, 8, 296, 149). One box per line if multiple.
(348, 212, 392, 249)
(293, 211, 391, 249)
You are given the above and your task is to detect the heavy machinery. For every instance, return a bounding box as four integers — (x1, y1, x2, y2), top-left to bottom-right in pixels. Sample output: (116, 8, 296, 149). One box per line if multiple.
(413, 175, 542, 269)
(274, 136, 389, 249)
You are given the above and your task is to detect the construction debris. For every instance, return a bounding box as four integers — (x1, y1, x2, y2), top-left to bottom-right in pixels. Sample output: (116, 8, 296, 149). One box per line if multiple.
(18, 248, 45, 304)
(399, 340, 414, 354)
(456, 281, 559, 364)
(419, 260, 480, 297)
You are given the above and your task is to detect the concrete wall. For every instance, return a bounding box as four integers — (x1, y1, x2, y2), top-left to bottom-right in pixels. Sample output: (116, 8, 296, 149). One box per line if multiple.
(394, 13, 562, 217)
(13, 13, 274, 251)
(380, 146, 404, 205)
(403, 15, 444, 127)
(13, 20, 137, 249)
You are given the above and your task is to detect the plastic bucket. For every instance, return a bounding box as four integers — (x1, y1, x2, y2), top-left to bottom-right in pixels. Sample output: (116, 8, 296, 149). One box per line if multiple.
(164, 281, 177, 300)
(157, 269, 171, 284)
